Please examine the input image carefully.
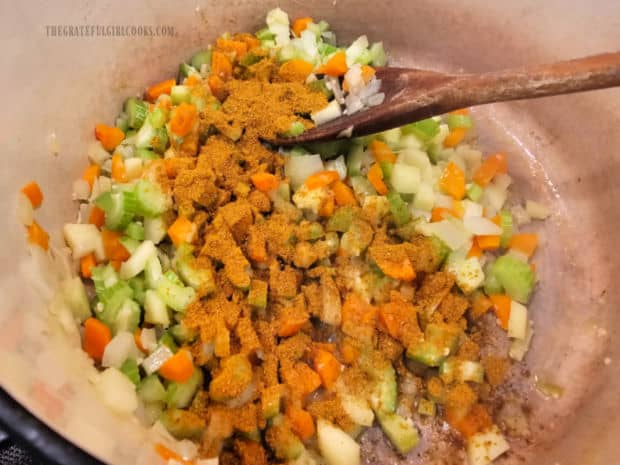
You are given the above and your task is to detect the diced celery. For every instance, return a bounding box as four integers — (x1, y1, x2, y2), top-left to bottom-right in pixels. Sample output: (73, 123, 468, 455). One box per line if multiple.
(120, 240, 156, 280)
(347, 144, 366, 177)
(386, 191, 411, 226)
(261, 385, 283, 420)
(135, 148, 159, 161)
(95, 190, 138, 230)
(446, 114, 473, 130)
(148, 107, 169, 129)
(166, 366, 203, 408)
(376, 411, 419, 454)
(91, 264, 118, 294)
(144, 216, 167, 244)
(114, 299, 141, 334)
(255, 27, 275, 41)
(171, 85, 191, 105)
(446, 256, 485, 294)
(368, 364, 397, 414)
(128, 276, 146, 305)
(369, 42, 387, 66)
(160, 408, 206, 440)
(379, 161, 393, 180)
(134, 119, 157, 149)
(124, 222, 145, 241)
(407, 324, 460, 367)
(239, 52, 264, 67)
(307, 78, 334, 99)
(178, 62, 197, 80)
(350, 176, 377, 198)
(116, 114, 129, 133)
(156, 279, 196, 312)
(164, 269, 184, 286)
(151, 128, 168, 154)
(144, 289, 170, 327)
(124, 97, 148, 130)
(401, 118, 440, 142)
(326, 205, 356, 232)
(487, 255, 535, 303)
(119, 236, 140, 254)
(190, 49, 212, 73)
(282, 121, 305, 137)
(98, 281, 134, 320)
(417, 398, 436, 417)
(145, 255, 163, 289)
(248, 279, 268, 310)
(60, 277, 91, 322)
(120, 358, 140, 386)
(159, 331, 178, 353)
(303, 139, 351, 160)
(177, 257, 216, 294)
(466, 183, 484, 202)
(170, 322, 197, 344)
(268, 417, 306, 461)
(138, 374, 167, 403)
(134, 180, 169, 218)
(498, 210, 513, 247)
(390, 163, 421, 194)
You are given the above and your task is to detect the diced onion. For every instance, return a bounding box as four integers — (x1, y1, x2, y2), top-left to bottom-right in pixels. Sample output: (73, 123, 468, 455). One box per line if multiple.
(72, 179, 91, 201)
(140, 328, 158, 353)
(312, 100, 342, 126)
(345, 35, 369, 66)
(461, 200, 484, 218)
(525, 200, 550, 220)
(87, 141, 111, 166)
(463, 216, 503, 236)
(466, 426, 510, 465)
(285, 154, 324, 189)
(510, 204, 531, 226)
(142, 345, 173, 375)
(94, 367, 138, 415)
(16, 192, 34, 226)
(508, 301, 528, 340)
(119, 240, 156, 280)
(63, 223, 105, 260)
(325, 156, 347, 180)
(226, 381, 256, 408)
(102, 331, 141, 368)
(416, 219, 472, 251)
(124, 157, 143, 180)
(390, 163, 421, 194)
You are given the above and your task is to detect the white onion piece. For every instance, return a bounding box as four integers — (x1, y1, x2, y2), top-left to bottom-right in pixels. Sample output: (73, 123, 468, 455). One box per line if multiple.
(525, 200, 550, 220)
(461, 200, 484, 218)
(63, 223, 105, 260)
(87, 141, 111, 166)
(463, 216, 503, 236)
(142, 345, 173, 375)
(102, 331, 141, 368)
(119, 240, 156, 280)
(285, 154, 324, 189)
(140, 328, 158, 353)
(434, 193, 454, 209)
(325, 76, 345, 104)
(72, 179, 91, 201)
(510, 204, 531, 226)
(16, 192, 34, 226)
(312, 100, 342, 126)
(95, 367, 138, 415)
(226, 381, 256, 408)
(325, 156, 347, 180)
(416, 219, 472, 251)
(124, 157, 143, 180)
(345, 35, 369, 66)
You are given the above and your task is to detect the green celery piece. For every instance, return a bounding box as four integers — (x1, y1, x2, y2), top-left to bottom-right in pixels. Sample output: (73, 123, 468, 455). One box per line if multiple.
(138, 374, 167, 403)
(282, 121, 305, 137)
(171, 85, 192, 105)
(152, 127, 169, 154)
(159, 331, 179, 353)
(255, 27, 275, 41)
(386, 191, 411, 226)
(303, 139, 351, 160)
(369, 42, 387, 66)
(445, 113, 473, 130)
(379, 161, 393, 180)
(124, 97, 148, 129)
(401, 118, 439, 141)
(190, 49, 212, 72)
(326, 205, 356, 232)
(149, 107, 169, 129)
(376, 411, 419, 454)
(248, 279, 268, 310)
(170, 323, 197, 344)
(466, 183, 484, 202)
(178, 62, 197, 80)
(160, 409, 206, 440)
(124, 221, 145, 241)
(134, 179, 168, 218)
(498, 210, 514, 247)
(489, 255, 535, 303)
(120, 358, 140, 386)
(239, 52, 264, 67)
(307, 79, 333, 99)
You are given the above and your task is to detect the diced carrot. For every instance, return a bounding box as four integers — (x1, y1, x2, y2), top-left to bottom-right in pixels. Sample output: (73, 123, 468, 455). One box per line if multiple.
(378, 255, 416, 282)
(318, 196, 335, 217)
(211, 51, 233, 80)
(170, 102, 197, 137)
(467, 240, 482, 258)
(378, 303, 401, 340)
(473, 153, 508, 186)
(509, 233, 538, 257)
(278, 316, 309, 338)
(81, 164, 101, 190)
(443, 127, 466, 148)
(295, 363, 322, 396)
(489, 294, 511, 330)
(110, 154, 126, 183)
(367, 163, 388, 195)
(158, 349, 195, 383)
(431, 206, 460, 222)
(236, 33, 260, 51)
(162, 158, 178, 178)
(286, 406, 315, 441)
(215, 38, 248, 60)
(476, 235, 501, 251)
(370, 140, 397, 163)
(312, 349, 341, 389)
(292, 17, 313, 37)
(340, 339, 360, 364)
(95, 124, 125, 152)
(208, 74, 227, 101)
(251, 172, 280, 192)
(247, 232, 267, 263)
(134, 328, 147, 354)
(361, 65, 376, 82)
(447, 404, 492, 439)
(168, 216, 196, 246)
(471, 292, 493, 318)
(83, 318, 112, 362)
(315, 51, 348, 77)
(101, 230, 130, 261)
(452, 199, 465, 218)
(491, 214, 502, 226)
(439, 161, 466, 200)
(80, 253, 96, 278)
(305, 170, 340, 189)
(184, 74, 200, 87)
(278, 59, 315, 82)
(341, 293, 377, 326)
(109, 260, 122, 271)
(449, 108, 470, 116)
(313, 342, 336, 353)
(154, 443, 194, 465)
(27, 221, 49, 250)
(21, 181, 43, 208)
(145, 78, 176, 103)
(88, 206, 105, 229)
(332, 180, 358, 206)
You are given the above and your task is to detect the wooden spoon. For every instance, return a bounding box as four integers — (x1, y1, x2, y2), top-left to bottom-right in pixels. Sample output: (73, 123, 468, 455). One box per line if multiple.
(273, 52, 620, 145)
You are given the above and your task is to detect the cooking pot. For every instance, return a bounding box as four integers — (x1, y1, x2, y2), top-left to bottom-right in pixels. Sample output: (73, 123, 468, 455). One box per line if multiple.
(0, 1, 618, 464)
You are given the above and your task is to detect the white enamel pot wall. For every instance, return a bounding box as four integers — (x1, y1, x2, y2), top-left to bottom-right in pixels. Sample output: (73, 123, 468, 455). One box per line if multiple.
(0, 1, 618, 465)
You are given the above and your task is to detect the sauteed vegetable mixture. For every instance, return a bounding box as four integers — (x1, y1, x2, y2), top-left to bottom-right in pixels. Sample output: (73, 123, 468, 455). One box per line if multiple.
(19, 8, 550, 465)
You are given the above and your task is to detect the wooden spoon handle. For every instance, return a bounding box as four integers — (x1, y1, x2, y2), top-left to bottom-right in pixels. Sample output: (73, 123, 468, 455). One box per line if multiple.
(453, 52, 620, 106)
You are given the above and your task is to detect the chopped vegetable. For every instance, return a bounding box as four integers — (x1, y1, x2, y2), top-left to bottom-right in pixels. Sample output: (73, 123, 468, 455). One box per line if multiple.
(83, 318, 112, 362)
(21, 181, 43, 208)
